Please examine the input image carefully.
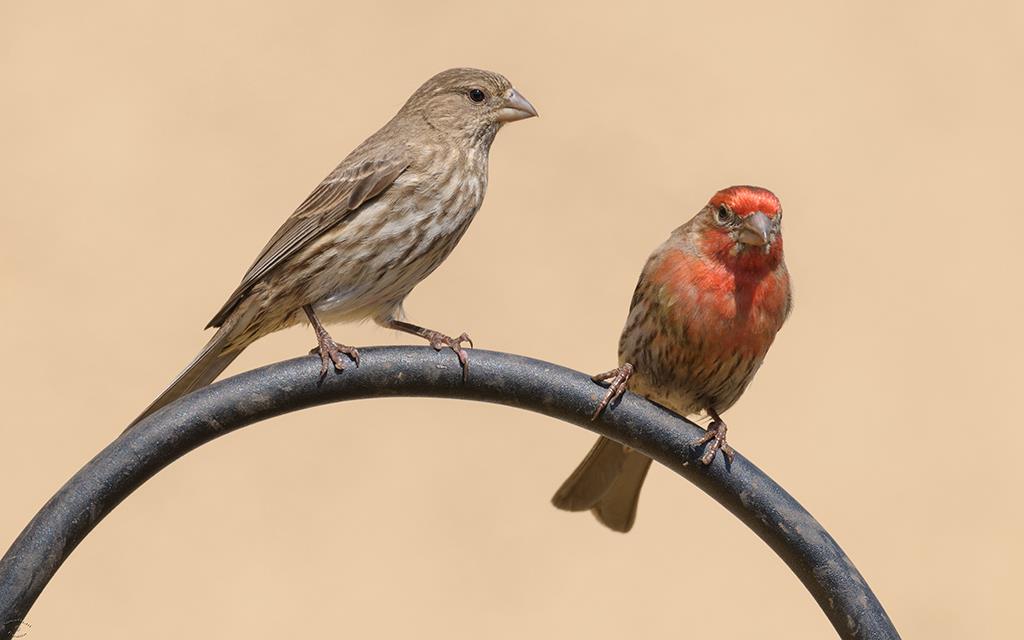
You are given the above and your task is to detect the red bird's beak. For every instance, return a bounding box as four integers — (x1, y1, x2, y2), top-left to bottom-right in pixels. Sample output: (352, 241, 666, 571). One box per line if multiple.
(496, 88, 539, 123)
(738, 212, 772, 247)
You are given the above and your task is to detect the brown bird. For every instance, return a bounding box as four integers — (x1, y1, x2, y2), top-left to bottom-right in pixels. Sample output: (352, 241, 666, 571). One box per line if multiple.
(128, 68, 537, 429)
(552, 186, 792, 532)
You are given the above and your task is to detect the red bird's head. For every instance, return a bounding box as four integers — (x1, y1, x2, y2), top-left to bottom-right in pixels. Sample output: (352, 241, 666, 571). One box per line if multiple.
(694, 186, 784, 271)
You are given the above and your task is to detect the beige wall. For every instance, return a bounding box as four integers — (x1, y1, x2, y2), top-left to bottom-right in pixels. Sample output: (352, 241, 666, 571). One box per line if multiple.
(2, 1, 1021, 638)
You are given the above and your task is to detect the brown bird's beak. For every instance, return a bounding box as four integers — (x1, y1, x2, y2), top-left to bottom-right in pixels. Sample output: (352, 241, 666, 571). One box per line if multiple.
(496, 88, 538, 123)
(738, 211, 772, 247)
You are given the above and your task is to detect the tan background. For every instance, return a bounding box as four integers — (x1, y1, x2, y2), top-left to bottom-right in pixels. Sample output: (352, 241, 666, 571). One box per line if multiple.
(2, 1, 1022, 638)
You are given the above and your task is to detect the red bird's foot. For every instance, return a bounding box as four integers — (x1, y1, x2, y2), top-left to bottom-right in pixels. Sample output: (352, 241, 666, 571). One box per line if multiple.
(590, 363, 634, 420)
(385, 319, 473, 381)
(694, 414, 735, 465)
(304, 304, 359, 378)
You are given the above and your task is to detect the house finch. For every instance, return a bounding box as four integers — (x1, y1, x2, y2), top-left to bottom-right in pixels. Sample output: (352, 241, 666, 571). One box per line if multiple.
(552, 186, 792, 532)
(127, 68, 537, 429)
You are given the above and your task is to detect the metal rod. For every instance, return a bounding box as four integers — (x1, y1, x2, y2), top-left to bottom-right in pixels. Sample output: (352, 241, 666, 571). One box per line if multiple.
(0, 346, 900, 639)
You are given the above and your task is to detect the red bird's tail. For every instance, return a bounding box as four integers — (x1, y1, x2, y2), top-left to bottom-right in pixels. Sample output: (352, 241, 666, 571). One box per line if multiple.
(551, 436, 653, 533)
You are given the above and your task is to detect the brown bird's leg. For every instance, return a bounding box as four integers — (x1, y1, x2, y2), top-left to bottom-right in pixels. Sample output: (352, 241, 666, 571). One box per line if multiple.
(385, 319, 472, 381)
(694, 408, 735, 465)
(304, 305, 360, 378)
(590, 363, 635, 420)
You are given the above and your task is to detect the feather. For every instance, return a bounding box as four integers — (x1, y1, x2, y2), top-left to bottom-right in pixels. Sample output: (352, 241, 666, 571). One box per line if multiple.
(207, 156, 409, 328)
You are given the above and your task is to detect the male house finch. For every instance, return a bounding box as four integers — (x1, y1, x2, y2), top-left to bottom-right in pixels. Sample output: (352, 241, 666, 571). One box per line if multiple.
(552, 186, 791, 532)
(128, 68, 537, 429)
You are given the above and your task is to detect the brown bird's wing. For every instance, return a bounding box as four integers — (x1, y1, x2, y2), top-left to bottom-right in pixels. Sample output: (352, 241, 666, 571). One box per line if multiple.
(207, 155, 410, 328)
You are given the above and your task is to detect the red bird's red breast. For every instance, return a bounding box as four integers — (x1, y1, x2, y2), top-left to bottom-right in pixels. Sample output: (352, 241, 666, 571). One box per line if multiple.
(652, 248, 791, 351)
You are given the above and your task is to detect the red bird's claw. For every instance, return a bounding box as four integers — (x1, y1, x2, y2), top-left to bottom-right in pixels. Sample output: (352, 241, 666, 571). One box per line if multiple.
(590, 363, 635, 420)
(429, 332, 472, 381)
(694, 420, 734, 465)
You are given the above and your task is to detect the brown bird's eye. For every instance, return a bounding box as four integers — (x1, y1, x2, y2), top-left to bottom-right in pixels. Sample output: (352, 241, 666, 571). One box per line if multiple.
(715, 204, 732, 225)
(468, 88, 486, 103)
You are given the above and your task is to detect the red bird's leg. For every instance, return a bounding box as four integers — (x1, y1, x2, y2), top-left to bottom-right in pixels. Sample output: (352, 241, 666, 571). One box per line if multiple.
(304, 305, 360, 378)
(590, 363, 634, 420)
(694, 408, 735, 465)
(385, 319, 473, 381)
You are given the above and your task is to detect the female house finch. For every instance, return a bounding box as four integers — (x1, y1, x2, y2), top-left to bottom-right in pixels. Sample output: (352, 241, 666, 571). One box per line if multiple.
(128, 68, 537, 429)
(552, 186, 791, 532)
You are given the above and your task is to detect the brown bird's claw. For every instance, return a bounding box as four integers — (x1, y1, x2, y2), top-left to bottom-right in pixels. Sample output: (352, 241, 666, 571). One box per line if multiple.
(590, 363, 634, 420)
(309, 338, 360, 379)
(304, 304, 358, 379)
(383, 320, 472, 382)
(694, 417, 735, 465)
(425, 331, 472, 381)
(382, 319, 473, 378)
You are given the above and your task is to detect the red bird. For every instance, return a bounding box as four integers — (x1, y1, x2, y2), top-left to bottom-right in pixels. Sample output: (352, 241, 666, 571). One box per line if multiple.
(552, 186, 792, 532)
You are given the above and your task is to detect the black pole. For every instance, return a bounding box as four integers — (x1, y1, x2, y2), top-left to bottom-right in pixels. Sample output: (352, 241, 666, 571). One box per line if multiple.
(0, 346, 899, 639)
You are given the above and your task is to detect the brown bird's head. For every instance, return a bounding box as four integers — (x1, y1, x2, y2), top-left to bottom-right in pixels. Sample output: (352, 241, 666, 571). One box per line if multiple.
(398, 68, 537, 146)
(693, 186, 784, 271)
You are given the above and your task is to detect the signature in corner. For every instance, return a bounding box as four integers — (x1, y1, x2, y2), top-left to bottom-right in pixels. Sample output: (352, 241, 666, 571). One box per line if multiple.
(4, 620, 31, 638)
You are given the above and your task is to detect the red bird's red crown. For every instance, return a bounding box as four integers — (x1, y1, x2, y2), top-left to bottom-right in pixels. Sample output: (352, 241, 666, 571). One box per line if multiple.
(709, 186, 781, 218)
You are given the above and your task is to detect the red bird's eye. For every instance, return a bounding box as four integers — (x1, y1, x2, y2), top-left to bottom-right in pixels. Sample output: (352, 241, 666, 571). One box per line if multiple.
(715, 205, 732, 225)
(468, 88, 486, 103)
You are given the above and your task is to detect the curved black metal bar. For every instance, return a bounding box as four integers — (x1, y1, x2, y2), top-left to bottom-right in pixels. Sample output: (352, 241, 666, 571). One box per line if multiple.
(0, 346, 899, 639)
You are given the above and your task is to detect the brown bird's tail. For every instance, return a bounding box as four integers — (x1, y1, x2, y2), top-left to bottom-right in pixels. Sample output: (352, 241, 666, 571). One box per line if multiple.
(551, 436, 653, 533)
(124, 327, 245, 432)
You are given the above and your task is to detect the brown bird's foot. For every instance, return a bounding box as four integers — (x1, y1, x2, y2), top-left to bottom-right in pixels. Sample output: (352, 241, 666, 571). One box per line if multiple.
(304, 304, 359, 378)
(308, 338, 360, 377)
(694, 411, 735, 465)
(385, 319, 473, 381)
(425, 330, 474, 371)
(590, 363, 634, 420)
